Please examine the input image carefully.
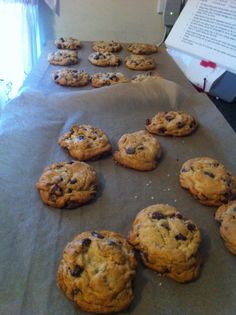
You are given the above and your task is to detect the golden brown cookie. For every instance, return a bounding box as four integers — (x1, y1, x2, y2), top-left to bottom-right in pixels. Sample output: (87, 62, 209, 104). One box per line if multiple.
(55, 37, 81, 50)
(91, 72, 129, 88)
(113, 130, 161, 171)
(215, 201, 236, 255)
(131, 72, 160, 82)
(36, 161, 98, 209)
(145, 111, 198, 136)
(127, 43, 158, 55)
(58, 124, 112, 161)
(179, 157, 236, 206)
(88, 52, 121, 67)
(57, 230, 137, 314)
(48, 50, 78, 66)
(128, 204, 202, 283)
(92, 41, 122, 53)
(125, 55, 156, 71)
(52, 69, 89, 87)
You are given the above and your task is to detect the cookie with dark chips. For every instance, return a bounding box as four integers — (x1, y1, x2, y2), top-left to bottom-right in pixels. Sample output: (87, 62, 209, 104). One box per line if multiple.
(128, 204, 202, 283)
(57, 230, 137, 313)
(36, 161, 98, 209)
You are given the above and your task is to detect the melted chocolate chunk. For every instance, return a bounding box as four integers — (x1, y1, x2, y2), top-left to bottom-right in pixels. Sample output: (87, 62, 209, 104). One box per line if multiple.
(152, 211, 166, 220)
(51, 184, 63, 196)
(126, 147, 135, 155)
(177, 122, 184, 129)
(165, 115, 174, 122)
(175, 213, 183, 219)
(158, 127, 166, 134)
(70, 178, 77, 184)
(187, 223, 196, 232)
(71, 265, 84, 277)
(204, 171, 215, 179)
(67, 188, 72, 193)
(91, 231, 104, 239)
(82, 238, 92, 248)
(146, 118, 151, 125)
(175, 233, 187, 241)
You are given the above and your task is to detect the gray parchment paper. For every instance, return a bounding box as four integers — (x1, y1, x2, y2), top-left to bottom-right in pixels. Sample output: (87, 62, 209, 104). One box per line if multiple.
(0, 78, 236, 315)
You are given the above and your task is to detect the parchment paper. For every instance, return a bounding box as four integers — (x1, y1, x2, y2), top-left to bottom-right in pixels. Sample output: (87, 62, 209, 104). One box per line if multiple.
(1, 60, 236, 315)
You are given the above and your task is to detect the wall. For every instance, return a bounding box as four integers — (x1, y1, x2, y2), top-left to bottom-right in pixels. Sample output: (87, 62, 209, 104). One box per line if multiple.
(40, 0, 165, 44)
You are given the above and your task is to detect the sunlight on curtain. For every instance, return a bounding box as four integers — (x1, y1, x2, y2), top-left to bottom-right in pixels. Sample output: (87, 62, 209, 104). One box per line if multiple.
(0, 0, 41, 106)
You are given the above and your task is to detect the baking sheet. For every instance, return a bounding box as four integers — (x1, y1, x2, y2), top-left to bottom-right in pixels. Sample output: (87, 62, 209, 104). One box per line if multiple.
(0, 76, 236, 315)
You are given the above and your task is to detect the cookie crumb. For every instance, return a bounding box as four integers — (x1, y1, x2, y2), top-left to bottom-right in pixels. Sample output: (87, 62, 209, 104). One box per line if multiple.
(167, 188, 171, 191)
(134, 195, 138, 199)
(151, 196, 155, 200)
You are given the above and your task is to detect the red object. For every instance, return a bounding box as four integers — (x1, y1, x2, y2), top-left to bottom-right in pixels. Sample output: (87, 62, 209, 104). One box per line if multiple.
(200, 60, 217, 69)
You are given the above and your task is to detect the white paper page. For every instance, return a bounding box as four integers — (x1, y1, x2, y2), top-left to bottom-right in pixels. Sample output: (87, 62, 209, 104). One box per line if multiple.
(165, 0, 236, 73)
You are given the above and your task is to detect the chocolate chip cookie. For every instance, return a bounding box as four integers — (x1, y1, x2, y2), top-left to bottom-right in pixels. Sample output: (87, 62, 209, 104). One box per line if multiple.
(55, 37, 81, 50)
(92, 40, 122, 53)
(57, 230, 137, 313)
(88, 52, 121, 67)
(48, 50, 78, 66)
(113, 130, 161, 171)
(179, 157, 236, 206)
(128, 204, 202, 283)
(52, 69, 89, 87)
(91, 72, 129, 88)
(36, 161, 98, 208)
(145, 111, 198, 136)
(131, 72, 160, 82)
(125, 55, 156, 71)
(58, 124, 112, 161)
(215, 201, 236, 255)
(127, 43, 158, 55)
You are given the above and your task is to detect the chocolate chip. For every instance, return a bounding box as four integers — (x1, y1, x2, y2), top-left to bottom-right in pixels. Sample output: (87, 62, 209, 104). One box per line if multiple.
(67, 161, 74, 164)
(175, 213, 183, 219)
(161, 223, 170, 230)
(152, 212, 166, 220)
(165, 115, 174, 122)
(126, 147, 135, 155)
(51, 184, 63, 196)
(187, 223, 196, 231)
(82, 238, 92, 247)
(67, 188, 72, 193)
(54, 74, 59, 80)
(77, 135, 85, 141)
(175, 233, 187, 241)
(70, 178, 77, 184)
(146, 118, 151, 125)
(181, 168, 188, 173)
(60, 37, 65, 42)
(204, 171, 215, 178)
(57, 44, 62, 49)
(91, 231, 104, 239)
(158, 127, 166, 134)
(71, 265, 84, 277)
(177, 122, 184, 129)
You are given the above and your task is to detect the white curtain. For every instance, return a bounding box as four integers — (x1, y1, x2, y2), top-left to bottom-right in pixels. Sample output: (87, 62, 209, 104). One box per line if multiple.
(0, 0, 41, 107)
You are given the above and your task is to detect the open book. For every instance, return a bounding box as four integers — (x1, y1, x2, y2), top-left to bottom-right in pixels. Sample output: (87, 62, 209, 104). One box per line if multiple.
(165, 0, 236, 74)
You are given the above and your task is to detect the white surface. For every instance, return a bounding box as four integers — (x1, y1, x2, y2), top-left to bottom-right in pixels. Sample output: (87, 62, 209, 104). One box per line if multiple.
(53, 0, 165, 43)
(165, 0, 236, 73)
(167, 48, 226, 92)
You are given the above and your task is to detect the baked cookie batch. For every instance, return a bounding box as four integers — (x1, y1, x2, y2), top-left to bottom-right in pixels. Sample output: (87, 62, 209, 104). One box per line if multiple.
(39, 37, 236, 313)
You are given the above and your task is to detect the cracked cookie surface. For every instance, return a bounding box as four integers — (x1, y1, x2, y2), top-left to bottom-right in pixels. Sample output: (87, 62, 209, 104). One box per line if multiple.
(88, 52, 121, 67)
(145, 111, 197, 136)
(125, 54, 156, 71)
(55, 37, 81, 50)
(57, 230, 137, 314)
(113, 130, 161, 171)
(36, 161, 98, 208)
(48, 50, 78, 66)
(179, 157, 236, 206)
(128, 204, 202, 283)
(91, 72, 129, 88)
(215, 201, 236, 255)
(59, 124, 112, 161)
(92, 41, 122, 53)
(52, 69, 89, 87)
(127, 43, 158, 55)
